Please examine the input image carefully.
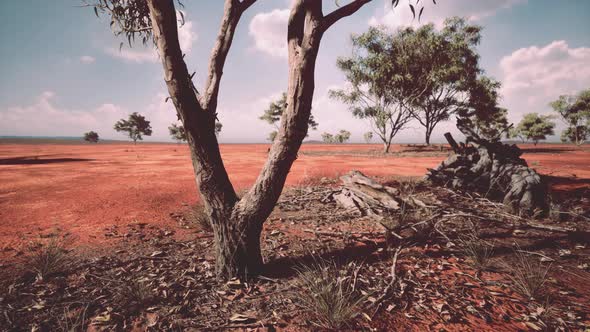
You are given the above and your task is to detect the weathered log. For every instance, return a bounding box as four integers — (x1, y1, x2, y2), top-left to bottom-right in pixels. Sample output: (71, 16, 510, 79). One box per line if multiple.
(426, 132, 547, 217)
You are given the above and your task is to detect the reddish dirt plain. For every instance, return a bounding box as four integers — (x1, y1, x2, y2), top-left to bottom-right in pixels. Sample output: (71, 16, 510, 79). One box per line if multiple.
(0, 143, 588, 254)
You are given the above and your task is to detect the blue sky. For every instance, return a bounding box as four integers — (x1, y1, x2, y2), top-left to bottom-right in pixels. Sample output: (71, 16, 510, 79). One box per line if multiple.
(1, 0, 589, 143)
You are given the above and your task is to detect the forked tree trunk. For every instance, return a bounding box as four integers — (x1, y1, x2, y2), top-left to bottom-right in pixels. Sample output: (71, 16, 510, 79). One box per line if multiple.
(146, 0, 372, 279)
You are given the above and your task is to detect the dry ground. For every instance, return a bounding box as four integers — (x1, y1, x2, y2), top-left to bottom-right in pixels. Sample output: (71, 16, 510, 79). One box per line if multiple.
(0, 142, 589, 331)
(0, 142, 588, 255)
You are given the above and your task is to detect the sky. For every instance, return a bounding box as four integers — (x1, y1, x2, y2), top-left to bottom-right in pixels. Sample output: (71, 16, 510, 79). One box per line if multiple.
(0, 0, 589, 143)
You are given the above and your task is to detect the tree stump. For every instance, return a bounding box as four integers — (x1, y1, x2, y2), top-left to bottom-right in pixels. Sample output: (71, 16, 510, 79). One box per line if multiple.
(426, 132, 548, 217)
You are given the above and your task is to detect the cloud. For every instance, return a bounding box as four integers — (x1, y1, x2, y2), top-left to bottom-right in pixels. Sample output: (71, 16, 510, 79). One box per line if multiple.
(0, 91, 181, 141)
(499, 40, 590, 128)
(369, 0, 525, 30)
(79, 55, 96, 64)
(106, 12, 197, 63)
(249, 9, 289, 58)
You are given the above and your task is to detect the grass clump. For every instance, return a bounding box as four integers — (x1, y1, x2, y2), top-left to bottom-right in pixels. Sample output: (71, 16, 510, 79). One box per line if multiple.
(26, 239, 71, 280)
(458, 232, 494, 271)
(186, 204, 212, 232)
(506, 247, 552, 300)
(295, 259, 365, 330)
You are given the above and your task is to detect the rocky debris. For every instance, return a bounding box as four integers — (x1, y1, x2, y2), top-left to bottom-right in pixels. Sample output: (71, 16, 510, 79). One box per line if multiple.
(426, 132, 548, 217)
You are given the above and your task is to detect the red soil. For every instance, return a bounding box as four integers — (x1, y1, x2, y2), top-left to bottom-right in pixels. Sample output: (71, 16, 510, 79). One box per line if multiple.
(0, 143, 588, 252)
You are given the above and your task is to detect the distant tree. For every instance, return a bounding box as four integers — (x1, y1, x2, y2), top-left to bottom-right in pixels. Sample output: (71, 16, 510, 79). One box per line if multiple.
(515, 113, 555, 145)
(330, 27, 417, 153)
(363, 131, 373, 143)
(394, 18, 483, 145)
(170, 122, 222, 143)
(334, 129, 351, 143)
(260, 92, 318, 142)
(550, 88, 590, 146)
(114, 112, 152, 144)
(321, 132, 334, 144)
(83, 131, 99, 143)
(509, 127, 526, 143)
(169, 123, 187, 142)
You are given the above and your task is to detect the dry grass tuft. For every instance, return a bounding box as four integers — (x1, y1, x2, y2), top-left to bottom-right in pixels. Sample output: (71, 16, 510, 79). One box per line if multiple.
(26, 239, 71, 280)
(505, 247, 552, 300)
(117, 278, 155, 309)
(458, 232, 494, 271)
(57, 304, 90, 332)
(186, 204, 212, 232)
(295, 258, 365, 330)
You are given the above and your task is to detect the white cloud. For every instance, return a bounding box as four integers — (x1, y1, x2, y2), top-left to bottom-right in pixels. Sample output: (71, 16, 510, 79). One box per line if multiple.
(0, 91, 181, 141)
(249, 9, 289, 58)
(369, 0, 525, 30)
(79, 55, 96, 64)
(106, 12, 197, 63)
(499, 40, 590, 129)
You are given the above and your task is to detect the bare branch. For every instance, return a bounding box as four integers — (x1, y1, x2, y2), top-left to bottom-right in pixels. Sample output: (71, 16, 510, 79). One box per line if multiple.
(202, 0, 256, 111)
(321, 0, 372, 32)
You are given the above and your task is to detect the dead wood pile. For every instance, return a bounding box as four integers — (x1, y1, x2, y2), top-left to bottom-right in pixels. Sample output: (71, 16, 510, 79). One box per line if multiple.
(425, 132, 547, 217)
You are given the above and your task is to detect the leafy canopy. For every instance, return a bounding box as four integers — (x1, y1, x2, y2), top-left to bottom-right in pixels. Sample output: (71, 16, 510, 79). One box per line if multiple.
(550, 88, 590, 145)
(260, 93, 318, 142)
(83, 131, 100, 143)
(114, 112, 153, 143)
(514, 113, 555, 145)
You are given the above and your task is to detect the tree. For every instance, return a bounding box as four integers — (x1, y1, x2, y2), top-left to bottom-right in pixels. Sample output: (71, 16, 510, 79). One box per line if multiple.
(114, 112, 152, 144)
(260, 92, 318, 142)
(395, 18, 483, 145)
(321, 132, 334, 143)
(170, 122, 222, 142)
(83, 131, 99, 143)
(330, 27, 417, 153)
(514, 113, 556, 145)
(550, 89, 590, 146)
(363, 131, 373, 143)
(456, 76, 511, 141)
(169, 123, 186, 142)
(334, 129, 351, 143)
(91, 0, 418, 279)
(321, 130, 350, 143)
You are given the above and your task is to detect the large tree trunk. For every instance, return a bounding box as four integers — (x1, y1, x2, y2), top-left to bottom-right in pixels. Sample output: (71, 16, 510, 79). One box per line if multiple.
(147, 0, 372, 279)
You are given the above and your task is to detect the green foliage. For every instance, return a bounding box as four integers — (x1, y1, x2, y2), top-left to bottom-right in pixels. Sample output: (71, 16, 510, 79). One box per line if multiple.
(83, 131, 99, 143)
(363, 131, 373, 143)
(550, 88, 590, 145)
(322, 130, 351, 143)
(169, 122, 222, 143)
(168, 123, 186, 142)
(380, 18, 485, 144)
(458, 76, 511, 141)
(322, 132, 334, 143)
(330, 26, 414, 150)
(260, 92, 318, 142)
(114, 112, 153, 143)
(87, 0, 184, 49)
(514, 113, 555, 145)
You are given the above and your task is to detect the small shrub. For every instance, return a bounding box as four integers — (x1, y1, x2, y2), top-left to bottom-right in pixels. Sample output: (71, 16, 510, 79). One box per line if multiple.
(458, 232, 494, 271)
(26, 239, 70, 280)
(506, 248, 551, 300)
(295, 259, 365, 330)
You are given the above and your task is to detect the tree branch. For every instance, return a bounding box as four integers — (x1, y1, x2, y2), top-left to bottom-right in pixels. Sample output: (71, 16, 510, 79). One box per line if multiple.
(321, 0, 372, 32)
(202, 0, 255, 111)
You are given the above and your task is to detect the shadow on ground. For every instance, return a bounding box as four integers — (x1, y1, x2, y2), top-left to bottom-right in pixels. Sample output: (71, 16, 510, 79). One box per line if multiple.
(0, 156, 93, 165)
